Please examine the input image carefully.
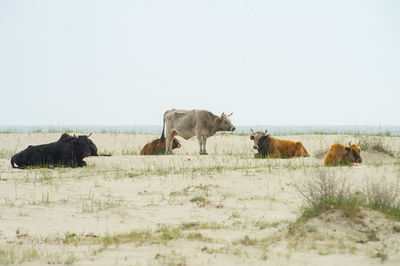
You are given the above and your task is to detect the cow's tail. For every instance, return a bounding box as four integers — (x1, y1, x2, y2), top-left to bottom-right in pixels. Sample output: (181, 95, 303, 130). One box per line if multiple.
(10, 155, 17, 168)
(160, 114, 166, 141)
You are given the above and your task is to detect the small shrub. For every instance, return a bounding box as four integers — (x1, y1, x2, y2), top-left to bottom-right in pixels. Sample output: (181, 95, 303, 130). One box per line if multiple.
(363, 178, 400, 220)
(375, 250, 388, 262)
(294, 168, 400, 221)
(239, 235, 257, 245)
(358, 136, 395, 157)
(190, 196, 209, 207)
(294, 168, 357, 215)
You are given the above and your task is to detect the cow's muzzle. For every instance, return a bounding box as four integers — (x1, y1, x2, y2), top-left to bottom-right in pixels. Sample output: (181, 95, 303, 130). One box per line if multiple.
(231, 127, 236, 131)
(253, 145, 258, 150)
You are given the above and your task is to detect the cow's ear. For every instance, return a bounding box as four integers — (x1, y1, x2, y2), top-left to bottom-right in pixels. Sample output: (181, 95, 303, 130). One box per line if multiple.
(250, 135, 254, 140)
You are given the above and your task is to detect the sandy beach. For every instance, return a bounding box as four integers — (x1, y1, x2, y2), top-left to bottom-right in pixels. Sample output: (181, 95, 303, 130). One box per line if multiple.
(1, 132, 400, 265)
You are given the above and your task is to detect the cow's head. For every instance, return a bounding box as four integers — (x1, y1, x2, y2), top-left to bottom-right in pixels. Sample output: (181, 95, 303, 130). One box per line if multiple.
(345, 142, 362, 164)
(71, 134, 98, 157)
(86, 133, 98, 156)
(217, 112, 235, 132)
(172, 137, 181, 150)
(250, 129, 268, 150)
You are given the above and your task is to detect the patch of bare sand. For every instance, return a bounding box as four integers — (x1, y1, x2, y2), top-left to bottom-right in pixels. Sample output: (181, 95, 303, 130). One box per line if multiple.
(0, 133, 399, 265)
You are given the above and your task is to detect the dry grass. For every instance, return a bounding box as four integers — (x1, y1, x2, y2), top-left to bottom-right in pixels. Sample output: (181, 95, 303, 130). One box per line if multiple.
(1, 133, 400, 265)
(294, 168, 400, 221)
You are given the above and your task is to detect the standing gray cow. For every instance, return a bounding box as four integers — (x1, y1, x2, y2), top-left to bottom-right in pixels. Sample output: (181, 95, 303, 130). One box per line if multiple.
(163, 109, 235, 155)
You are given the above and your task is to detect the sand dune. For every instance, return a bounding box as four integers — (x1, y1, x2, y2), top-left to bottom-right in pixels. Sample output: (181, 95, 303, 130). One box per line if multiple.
(0, 133, 399, 265)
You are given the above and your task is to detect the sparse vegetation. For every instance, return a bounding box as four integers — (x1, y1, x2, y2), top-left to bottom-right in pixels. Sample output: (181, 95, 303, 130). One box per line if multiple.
(190, 196, 209, 207)
(2, 133, 400, 264)
(294, 168, 359, 220)
(294, 168, 400, 222)
(122, 149, 139, 155)
(0, 149, 14, 159)
(358, 135, 396, 157)
(363, 178, 400, 220)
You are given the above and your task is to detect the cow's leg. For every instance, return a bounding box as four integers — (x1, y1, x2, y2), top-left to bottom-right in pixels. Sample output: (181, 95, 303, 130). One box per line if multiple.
(197, 134, 204, 154)
(165, 132, 173, 154)
(201, 136, 208, 155)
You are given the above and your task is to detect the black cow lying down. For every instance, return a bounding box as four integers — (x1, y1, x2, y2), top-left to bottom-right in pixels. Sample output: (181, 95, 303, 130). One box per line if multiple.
(11, 133, 98, 168)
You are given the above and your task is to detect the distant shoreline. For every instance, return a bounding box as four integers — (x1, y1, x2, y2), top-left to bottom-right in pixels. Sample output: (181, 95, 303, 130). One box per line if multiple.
(0, 125, 399, 136)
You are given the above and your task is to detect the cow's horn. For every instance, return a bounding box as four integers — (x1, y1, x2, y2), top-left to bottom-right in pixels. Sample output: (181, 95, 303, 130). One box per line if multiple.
(265, 129, 268, 134)
(349, 141, 351, 146)
(221, 112, 225, 117)
(227, 112, 233, 117)
(357, 140, 361, 146)
(250, 128, 254, 133)
(88, 132, 92, 138)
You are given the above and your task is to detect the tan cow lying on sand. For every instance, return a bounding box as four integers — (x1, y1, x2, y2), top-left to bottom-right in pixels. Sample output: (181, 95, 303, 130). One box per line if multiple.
(250, 129, 310, 158)
(324, 142, 362, 166)
(140, 132, 181, 155)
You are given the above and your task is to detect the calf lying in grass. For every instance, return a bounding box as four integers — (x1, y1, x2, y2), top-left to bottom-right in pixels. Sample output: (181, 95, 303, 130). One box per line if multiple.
(140, 133, 181, 155)
(324, 142, 362, 166)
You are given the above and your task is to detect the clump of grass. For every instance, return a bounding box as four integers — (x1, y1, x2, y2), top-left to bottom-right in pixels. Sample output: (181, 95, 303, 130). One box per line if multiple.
(255, 221, 279, 230)
(294, 168, 400, 222)
(153, 250, 187, 266)
(358, 136, 395, 157)
(122, 149, 139, 155)
(181, 222, 226, 230)
(157, 225, 182, 241)
(239, 235, 257, 245)
(294, 169, 360, 220)
(190, 196, 209, 207)
(375, 249, 388, 262)
(100, 230, 154, 248)
(64, 254, 76, 265)
(0, 149, 14, 159)
(363, 178, 400, 220)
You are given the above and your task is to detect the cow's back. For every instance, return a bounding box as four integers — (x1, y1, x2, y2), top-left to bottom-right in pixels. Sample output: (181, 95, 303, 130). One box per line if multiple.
(164, 109, 199, 139)
(267, 138, 309, 158)
(272, 138, 298, 157)
(324, 143, 345, 165)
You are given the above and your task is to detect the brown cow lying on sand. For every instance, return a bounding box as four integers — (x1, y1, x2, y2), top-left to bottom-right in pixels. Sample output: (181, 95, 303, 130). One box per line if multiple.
(140, 132, 181, 155)
(250, 129, 310, 158)
(324, 142, 362, 166)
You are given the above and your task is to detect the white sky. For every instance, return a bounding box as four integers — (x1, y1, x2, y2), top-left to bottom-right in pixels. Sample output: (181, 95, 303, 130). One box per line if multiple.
(0, 0, 399, 126)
